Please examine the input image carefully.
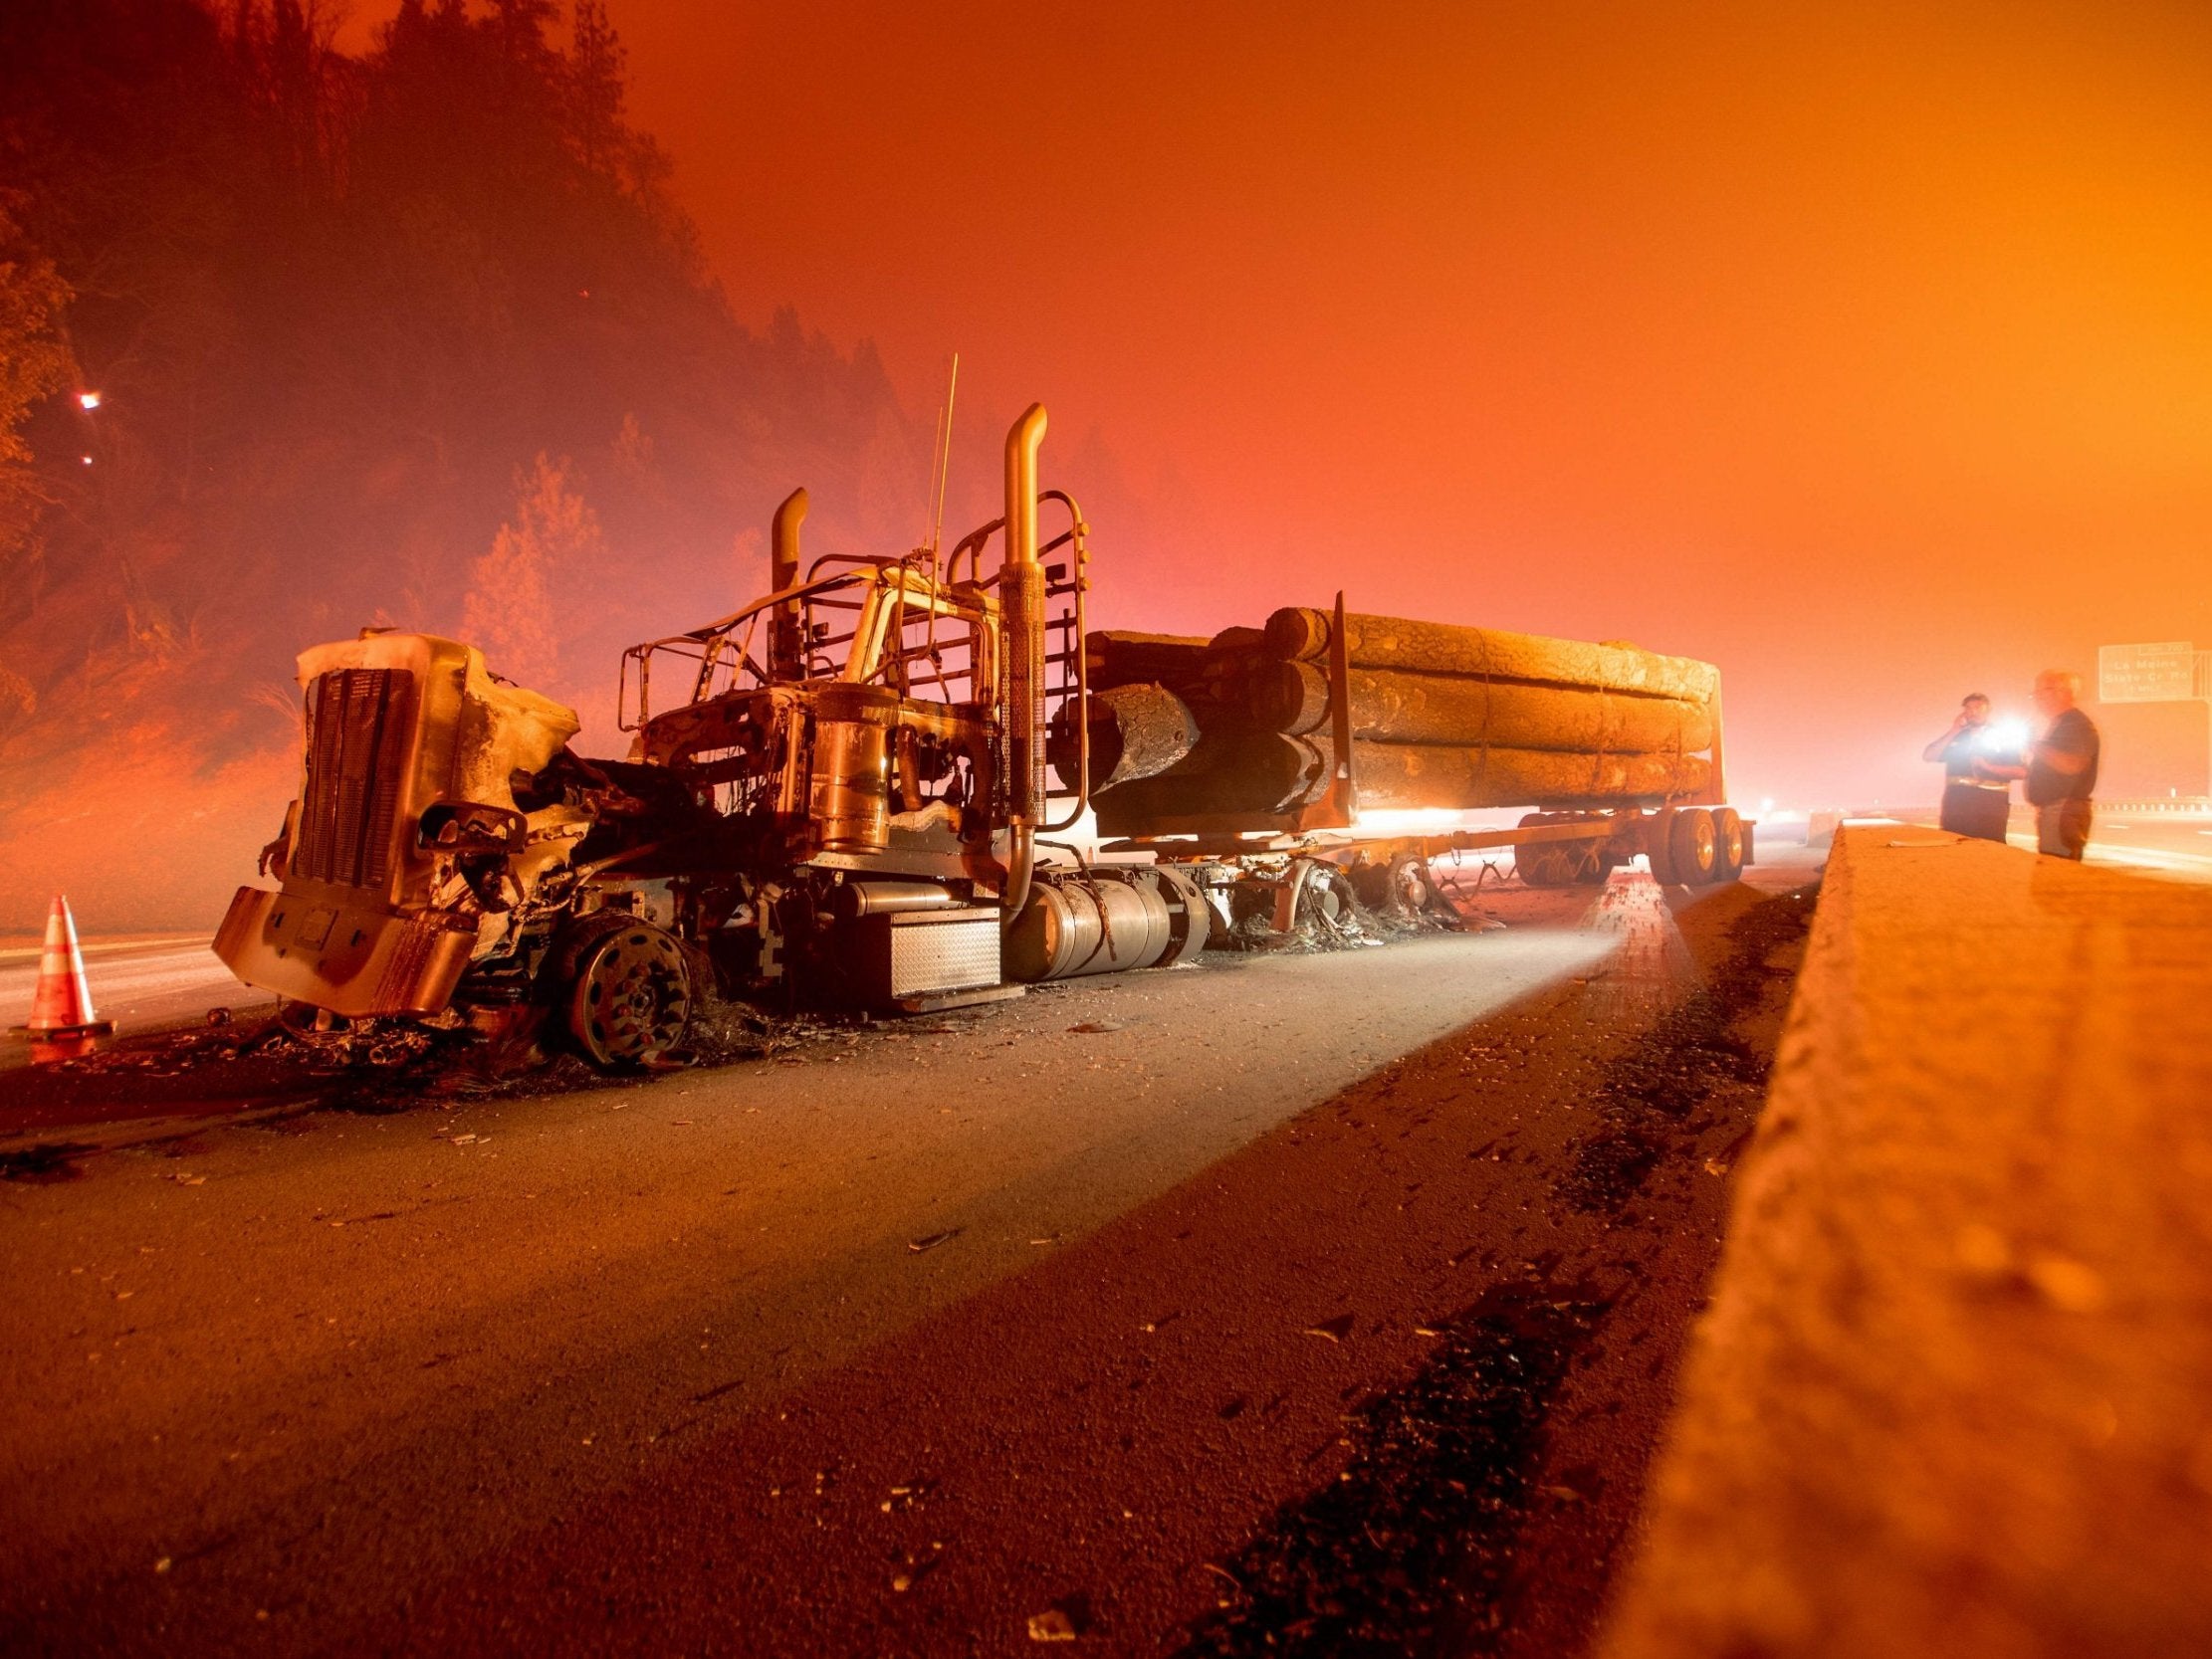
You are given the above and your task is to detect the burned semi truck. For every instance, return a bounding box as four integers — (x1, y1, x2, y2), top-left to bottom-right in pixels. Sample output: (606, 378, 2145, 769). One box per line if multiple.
(213, 403, 1750, 1068)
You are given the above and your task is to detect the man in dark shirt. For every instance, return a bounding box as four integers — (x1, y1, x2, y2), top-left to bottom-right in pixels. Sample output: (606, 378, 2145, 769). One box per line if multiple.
(2025, 669, 2100, 859)
(1921, 692, 2015, 842)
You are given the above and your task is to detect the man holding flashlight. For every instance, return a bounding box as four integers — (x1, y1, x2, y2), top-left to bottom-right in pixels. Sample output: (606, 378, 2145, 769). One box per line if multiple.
(2024, 669, 2101, 860)
(1922, 692, 2017, 842)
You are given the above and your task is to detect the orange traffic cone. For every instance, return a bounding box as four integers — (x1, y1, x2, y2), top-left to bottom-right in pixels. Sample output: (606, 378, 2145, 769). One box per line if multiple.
(11, 895, 114, 1039)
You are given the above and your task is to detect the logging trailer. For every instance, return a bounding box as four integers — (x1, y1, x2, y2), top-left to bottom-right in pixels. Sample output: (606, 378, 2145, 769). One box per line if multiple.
(213, 403, 1753, 1068)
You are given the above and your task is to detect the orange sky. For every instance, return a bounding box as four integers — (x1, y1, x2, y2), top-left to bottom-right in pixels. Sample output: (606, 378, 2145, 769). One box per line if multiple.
(367, 1, 2212, 805)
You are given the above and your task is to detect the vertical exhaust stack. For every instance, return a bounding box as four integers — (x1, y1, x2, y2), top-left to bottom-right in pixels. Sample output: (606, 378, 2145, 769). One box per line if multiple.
(1000, 403, 1048, 920)
(769, 488, 808, 682)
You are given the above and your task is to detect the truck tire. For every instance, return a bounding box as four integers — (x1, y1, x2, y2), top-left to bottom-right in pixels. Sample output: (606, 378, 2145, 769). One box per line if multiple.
(553, 914, 694, 1070)
(1367, 851, 1438, 916)
(1564, 840, 1610, 886)
(1645, 809, 1678, 885)
(1295, 862, 1361, 935)
(1667, 807, 1719, 886)
(1712, 807, 1746, 883)
(1516, 814, 1562, 888)
(1514, 826, 1559, 887)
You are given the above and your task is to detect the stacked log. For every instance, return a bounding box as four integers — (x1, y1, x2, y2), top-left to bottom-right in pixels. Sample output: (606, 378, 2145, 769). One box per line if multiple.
(1049, 683, 1199, 792)
(1073, 605, 1720, 830)
(1084, 632, 1214, 695)
(1262, 608, 1719, 704)
(1248, 661, 1713, 753)
(1351, 743, 1710, 811)
(1090, 732, 1328, 827)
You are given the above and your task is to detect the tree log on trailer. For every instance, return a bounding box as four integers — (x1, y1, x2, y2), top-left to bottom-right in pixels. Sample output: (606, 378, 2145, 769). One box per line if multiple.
(1091, 731, 1333, 827)
(1085, 632, 1214, 692)
(1053, 682, 1201, 791)
(1263, 607, 1720, 704)
(1349, 741, 1711, 810)
(1248, 660, 1715, 753)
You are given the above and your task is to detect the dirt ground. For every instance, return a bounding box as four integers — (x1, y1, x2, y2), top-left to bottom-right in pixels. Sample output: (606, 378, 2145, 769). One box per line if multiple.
(0, 852, 1817, 1657)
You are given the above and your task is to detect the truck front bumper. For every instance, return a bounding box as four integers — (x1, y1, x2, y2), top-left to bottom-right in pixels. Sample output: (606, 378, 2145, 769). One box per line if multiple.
(213, 886, 477, 1018)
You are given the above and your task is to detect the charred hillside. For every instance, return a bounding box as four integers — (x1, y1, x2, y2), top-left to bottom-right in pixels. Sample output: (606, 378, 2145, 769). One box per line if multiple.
(0, 0, 928, 930)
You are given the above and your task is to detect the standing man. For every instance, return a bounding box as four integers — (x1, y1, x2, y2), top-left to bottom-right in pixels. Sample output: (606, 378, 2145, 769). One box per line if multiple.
(2026, 669, 2100, 859)
(1922, 693, 2015, 842)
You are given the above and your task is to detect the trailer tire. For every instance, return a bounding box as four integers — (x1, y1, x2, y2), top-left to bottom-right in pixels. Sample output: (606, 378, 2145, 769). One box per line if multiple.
(1563, 839, 1610, 886)
(1712, 807, 1746, 883)
(1295, 862, 1361, 935)
(553, 914, 694, 1071)
(1646, 809, 1677, 884)
(1381, 851, 1438, 915)
(1515, 815, 1558, 887)
(1667, 807, 1719, 886)
(1514, 844, 1561, 887)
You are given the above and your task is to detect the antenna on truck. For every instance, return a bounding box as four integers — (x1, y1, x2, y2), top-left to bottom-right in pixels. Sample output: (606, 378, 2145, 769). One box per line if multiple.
(926, 352, 959, 556)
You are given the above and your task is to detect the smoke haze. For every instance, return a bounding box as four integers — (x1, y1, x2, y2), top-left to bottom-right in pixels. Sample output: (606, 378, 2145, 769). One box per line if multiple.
(6, 0, 2210, 931)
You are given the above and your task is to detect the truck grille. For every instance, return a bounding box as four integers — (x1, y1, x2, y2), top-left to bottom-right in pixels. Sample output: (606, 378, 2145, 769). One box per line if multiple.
(294, 669, 414, 889)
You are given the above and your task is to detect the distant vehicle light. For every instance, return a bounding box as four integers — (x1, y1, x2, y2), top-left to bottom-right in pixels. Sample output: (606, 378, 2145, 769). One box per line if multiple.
(81, 455, 93, 465)
(78, 390, 102, 410)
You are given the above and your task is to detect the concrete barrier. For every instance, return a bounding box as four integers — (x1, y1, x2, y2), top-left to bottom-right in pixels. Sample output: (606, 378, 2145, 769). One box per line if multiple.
(1596, 826, 2212, 1659)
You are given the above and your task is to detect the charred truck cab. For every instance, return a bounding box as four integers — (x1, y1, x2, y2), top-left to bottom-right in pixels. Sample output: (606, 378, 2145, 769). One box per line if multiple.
(215, 405, 1199, 1066)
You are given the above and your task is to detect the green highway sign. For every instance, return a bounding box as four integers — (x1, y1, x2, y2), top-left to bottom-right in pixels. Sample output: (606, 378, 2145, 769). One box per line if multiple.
(2099, 641, 2197, 705)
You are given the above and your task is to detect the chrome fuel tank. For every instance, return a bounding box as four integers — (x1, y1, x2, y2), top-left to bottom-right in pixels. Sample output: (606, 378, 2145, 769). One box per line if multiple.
(1003, 866, 1210, 982)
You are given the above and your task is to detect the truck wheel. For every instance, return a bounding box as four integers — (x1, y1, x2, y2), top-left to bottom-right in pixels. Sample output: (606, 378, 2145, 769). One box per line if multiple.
(1516, 815, 1560, 887)
(1668, 807, 1719, 885)
(1711, 807, 1746, 883)
(1515, 844, 1559, 887)
(555, 916, 693, 1070)
(1645, 810, 1678, 884)
(1295, 863, 1360, 935)
(1381, 851, 1438, 915)
(1562, 838, 1610, 886)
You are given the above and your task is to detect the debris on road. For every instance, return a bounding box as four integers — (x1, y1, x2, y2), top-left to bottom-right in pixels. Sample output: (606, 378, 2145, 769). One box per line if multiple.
(1557, 891, 1813, 1215)
(908, 1229, 961, 1254)
(1027, 1601, 1086, 1641)
(1182, 1277, 1607, 1658)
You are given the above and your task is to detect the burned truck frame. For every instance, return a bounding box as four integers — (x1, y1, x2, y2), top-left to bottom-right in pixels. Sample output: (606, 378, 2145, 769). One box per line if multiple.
(215, 402, 1750, 1068)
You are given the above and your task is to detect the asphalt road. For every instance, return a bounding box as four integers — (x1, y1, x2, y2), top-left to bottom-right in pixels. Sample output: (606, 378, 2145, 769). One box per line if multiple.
(2055, 811, 2212, 881)
(1, 852, 1820, 1657)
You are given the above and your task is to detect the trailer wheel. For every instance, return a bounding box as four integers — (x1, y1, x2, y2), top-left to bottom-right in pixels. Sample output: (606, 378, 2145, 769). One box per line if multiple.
(1563, 841, 1610, 886)
(1515, 816, 1558, 887)
(1646, 810, 1678, 885)
(1712, 807, 1746, 883)
(1667, 807, 1719, 885)
(554, 915, 693, 1070)
(1514, 843, 1560, 887)
(1294, 862, 1361, 935)
(1380, 852, 1438, 915)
